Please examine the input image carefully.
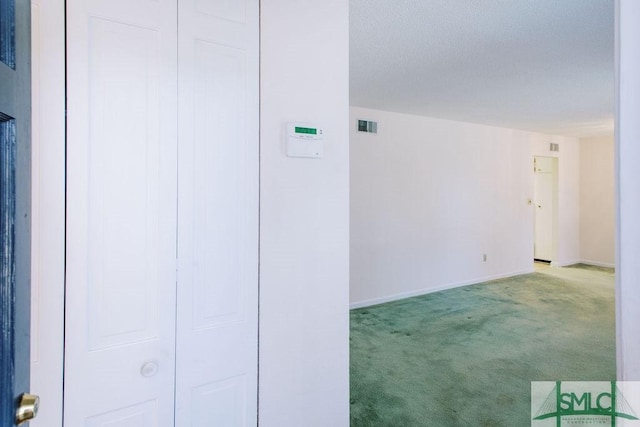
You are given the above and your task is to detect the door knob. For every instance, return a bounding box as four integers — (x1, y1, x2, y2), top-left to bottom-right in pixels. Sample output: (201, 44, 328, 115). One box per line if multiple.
(16, 393, 39, 425)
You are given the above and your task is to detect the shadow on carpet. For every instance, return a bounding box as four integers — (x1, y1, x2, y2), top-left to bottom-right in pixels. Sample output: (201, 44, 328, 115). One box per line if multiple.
(350, 269, 615, 426)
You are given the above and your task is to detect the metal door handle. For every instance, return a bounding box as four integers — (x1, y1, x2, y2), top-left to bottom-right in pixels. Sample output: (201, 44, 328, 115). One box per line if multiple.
(16, 393, 39, 425)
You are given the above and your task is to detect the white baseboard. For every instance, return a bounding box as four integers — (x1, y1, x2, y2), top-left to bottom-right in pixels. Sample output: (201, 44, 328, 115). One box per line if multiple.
(349, 268, 535, 310)
(550, 258, 581, 268)
(578, 259, 615, 269)
(550, 259, 615, 269)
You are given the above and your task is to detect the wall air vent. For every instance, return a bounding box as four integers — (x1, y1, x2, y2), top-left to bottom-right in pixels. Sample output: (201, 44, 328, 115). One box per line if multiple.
(357, 119, 377, 134)
(549, 143, 559, 152)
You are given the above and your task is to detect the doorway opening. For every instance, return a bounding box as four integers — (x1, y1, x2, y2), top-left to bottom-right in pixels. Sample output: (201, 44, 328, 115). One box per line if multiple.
(533, 156, 558, 265)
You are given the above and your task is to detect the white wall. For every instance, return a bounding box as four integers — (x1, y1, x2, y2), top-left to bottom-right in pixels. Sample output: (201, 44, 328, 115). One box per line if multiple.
(580, 136, 615, 267)
(259, 1, 350, 426)
(616, 0, 640, 381)
(350, 106, 581, 307)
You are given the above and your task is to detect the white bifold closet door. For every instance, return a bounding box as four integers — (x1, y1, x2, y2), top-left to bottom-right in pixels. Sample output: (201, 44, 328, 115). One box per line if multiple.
(64, 0, 258, 424)
(175, 0, 259, 425)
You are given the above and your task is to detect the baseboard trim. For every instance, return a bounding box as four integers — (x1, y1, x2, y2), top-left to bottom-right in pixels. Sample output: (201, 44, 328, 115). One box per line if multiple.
(349, 268, 535, 310)
(551, 259, 581, 268)
(577, 259, 616, 269)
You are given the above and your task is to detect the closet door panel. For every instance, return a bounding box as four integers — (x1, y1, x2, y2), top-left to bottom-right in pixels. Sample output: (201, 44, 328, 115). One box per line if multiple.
(65, 0, 178, 424)
(176, 0, 259, 424)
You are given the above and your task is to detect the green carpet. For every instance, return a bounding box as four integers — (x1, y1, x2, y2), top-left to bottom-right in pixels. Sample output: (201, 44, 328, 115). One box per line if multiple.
(350, 265, 616, 426)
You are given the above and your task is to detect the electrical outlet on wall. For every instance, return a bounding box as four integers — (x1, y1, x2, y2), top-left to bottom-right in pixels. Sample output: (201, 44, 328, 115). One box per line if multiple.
(483, 254, 487, 262)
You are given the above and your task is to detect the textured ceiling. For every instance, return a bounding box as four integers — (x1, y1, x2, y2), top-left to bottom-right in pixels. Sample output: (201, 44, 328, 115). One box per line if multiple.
(350, 0, 614, 137)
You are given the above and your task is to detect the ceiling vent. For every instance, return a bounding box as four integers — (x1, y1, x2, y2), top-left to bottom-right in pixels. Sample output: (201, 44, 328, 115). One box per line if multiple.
(357, 119, 377, 134)
(549, 143, 559, 152)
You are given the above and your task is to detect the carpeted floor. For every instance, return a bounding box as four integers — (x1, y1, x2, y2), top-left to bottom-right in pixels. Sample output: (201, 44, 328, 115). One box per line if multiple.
(350, 264, 616, 426)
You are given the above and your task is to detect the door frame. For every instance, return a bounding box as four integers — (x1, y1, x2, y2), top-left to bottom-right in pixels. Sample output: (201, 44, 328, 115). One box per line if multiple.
(533, 155, 559, 264)
(29, 0, 66, 424)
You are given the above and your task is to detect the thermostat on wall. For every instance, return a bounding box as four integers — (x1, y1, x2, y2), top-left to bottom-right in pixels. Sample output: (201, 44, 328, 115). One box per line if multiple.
(286, 123, 324, 158)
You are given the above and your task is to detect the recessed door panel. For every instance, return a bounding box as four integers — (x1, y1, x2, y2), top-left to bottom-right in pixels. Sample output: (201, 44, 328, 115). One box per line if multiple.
(85, 400, 158, 427)
(192, 40, 248, 330)
(87, 18, 162, 349)
(191, 376, 247, 427)
(195, 0, 246, 23)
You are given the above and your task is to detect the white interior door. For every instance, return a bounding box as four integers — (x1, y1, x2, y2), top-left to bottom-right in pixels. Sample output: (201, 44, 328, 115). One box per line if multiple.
(64, 0, 179, 424)
(175, 0, 259, 424)
(534, 156, 556, 262)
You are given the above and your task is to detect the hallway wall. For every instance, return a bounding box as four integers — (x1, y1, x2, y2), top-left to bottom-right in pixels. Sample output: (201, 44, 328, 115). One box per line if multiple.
(260, 1, 350, 425)
(580, 135, 615, 267)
